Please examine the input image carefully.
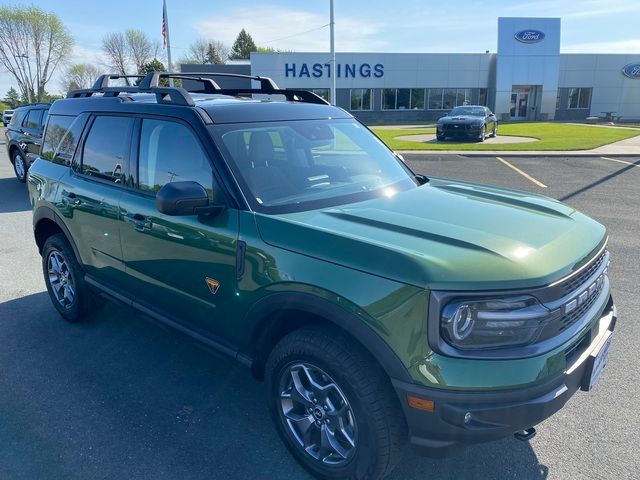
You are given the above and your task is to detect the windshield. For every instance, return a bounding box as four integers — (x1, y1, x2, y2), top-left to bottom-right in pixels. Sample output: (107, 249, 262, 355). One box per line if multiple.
(209, 119, 417, 213)
(449, 107, 486, 116)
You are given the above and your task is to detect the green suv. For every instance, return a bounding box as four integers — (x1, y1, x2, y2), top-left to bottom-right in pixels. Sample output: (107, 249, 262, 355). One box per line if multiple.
(28, 72, 616, 480)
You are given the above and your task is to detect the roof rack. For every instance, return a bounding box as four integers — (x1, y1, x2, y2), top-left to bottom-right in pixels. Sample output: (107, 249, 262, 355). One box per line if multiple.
(66, 71, 330, 106)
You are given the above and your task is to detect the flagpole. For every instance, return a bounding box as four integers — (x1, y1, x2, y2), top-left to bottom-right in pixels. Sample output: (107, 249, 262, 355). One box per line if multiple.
(163, 0, 174, 86)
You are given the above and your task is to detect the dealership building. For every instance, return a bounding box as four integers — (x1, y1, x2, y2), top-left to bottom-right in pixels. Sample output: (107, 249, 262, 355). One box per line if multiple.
(184, 17, 640, 122)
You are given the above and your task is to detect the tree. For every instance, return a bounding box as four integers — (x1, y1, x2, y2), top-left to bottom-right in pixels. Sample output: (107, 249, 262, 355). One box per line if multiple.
(0, 5, 73, 103)
(229, 29, 257, 60)
(206, 43, 223, 64)
(125, 29, 154, 72)
(136, 58, 170, 86)
(3, 87, 21, 108)
(181, 38, 228, 65)
(101, 29, 157, 84)
(62, 63, 101, 92)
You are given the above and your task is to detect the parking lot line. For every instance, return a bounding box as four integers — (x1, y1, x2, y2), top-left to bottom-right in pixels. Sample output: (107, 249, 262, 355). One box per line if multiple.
(495, 156, 547, 188)
(599, 156, 640, 168)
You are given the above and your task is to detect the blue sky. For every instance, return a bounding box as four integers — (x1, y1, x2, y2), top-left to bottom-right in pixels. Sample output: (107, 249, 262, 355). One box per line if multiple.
(2, 0, 640, 95)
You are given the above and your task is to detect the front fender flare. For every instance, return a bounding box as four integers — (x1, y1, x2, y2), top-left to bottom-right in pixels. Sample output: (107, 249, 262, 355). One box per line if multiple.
(245, 291, 413, 383)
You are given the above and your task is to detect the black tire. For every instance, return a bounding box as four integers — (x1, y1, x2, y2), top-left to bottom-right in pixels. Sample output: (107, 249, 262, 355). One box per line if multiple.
(42, 233, 99, 323)
(492, 124, 498, 137)
(266, 325, 407, 480)
(436, 134, 445, 141)
(478, 125, 486, 142)
(11, 149, 27, 183)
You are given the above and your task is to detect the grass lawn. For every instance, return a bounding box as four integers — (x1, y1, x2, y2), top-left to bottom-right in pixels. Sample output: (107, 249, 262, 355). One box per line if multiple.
(371, 122, 640, 151)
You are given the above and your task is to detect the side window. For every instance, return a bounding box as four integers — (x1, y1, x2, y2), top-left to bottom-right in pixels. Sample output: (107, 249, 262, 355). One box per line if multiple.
(41, 114, 82, 166)
(81, 116, 133, 183)
(9, 110, 26, 127)
(138, 118, 214, 198)
(40, 109, 49, 128)
(23, 109, 42, 129)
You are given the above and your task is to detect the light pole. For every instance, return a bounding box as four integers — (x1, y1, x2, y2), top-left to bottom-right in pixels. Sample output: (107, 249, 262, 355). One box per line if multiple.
(330, 0, 336, 105)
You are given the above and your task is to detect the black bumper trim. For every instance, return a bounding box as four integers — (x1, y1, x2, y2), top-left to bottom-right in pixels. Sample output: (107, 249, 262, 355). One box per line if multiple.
(393, 296, 616, 457)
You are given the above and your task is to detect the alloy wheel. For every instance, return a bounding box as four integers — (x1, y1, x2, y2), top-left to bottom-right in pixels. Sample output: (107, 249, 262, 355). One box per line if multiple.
(278, 362, 358, 466)
(47, 250, 76, 308)
(14, 153, 25, 180)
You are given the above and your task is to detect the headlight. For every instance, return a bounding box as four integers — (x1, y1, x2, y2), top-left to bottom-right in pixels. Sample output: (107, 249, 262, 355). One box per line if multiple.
(441, 296, 560, 349)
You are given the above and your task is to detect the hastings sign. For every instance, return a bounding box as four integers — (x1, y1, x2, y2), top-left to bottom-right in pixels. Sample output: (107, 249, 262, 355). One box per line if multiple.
(622, 63, 640, 79)
(514, 30, 545, 43)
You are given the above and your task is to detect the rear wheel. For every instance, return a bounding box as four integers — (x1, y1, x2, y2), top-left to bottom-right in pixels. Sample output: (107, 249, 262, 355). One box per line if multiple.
(11, 150, 27, 182)
(266, 325, 406, 480)
(42, 233, 99, 323)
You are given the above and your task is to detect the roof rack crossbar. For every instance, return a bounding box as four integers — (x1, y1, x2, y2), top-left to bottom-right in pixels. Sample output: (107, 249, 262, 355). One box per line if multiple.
(138, 72, 221, 92)
(214, 88, 330, 105)
(144, 71, 280, 92)
(91, 73, 147, 89)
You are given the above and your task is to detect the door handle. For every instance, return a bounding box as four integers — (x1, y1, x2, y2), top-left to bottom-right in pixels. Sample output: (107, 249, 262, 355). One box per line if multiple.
(124, 213, 152, 232)
(61, 192, 80, 206)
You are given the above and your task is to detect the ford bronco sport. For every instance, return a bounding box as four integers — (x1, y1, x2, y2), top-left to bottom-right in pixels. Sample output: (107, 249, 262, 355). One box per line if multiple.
(28, 72, 616, 480)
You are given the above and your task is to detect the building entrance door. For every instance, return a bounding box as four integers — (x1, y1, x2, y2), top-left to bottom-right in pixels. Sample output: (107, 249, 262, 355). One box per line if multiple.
(510, 86, 532, 120)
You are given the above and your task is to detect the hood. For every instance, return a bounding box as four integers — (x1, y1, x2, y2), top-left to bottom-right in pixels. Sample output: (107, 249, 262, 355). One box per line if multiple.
(254, 178, 607, 290)
(439, 115, 482, 124)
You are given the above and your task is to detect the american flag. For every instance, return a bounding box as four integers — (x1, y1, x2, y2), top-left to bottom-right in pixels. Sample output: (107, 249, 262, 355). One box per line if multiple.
(162, 0, 167, 49)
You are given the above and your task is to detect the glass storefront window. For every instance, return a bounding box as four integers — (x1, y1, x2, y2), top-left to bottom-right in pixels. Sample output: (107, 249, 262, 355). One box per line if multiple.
(350, 89, 373, 110)
(410, 89, 425, 109)
(397, 89, 410, 109)
(382, 89, 396, 110)
(428, 88, 443, 109)
(443, 89, 457, 109)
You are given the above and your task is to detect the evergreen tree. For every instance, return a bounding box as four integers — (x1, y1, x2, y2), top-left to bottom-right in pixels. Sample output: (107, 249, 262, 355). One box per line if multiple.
(206, 43, 223, 64)
(229, 29, 257, 60)
(3, 87, 21, 108)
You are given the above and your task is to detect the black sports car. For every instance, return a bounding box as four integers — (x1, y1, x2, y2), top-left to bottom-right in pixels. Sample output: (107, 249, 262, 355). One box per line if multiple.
(436, 105, 497, 142)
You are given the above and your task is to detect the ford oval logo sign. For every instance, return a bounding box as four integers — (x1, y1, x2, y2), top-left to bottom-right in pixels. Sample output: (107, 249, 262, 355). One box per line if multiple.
(514, 30, 545, 43)
(622, 63, 640, 79)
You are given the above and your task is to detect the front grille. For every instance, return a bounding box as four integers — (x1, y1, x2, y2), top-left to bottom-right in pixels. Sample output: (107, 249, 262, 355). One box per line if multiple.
(536, 249, 609, 342)
(443, 124, 471, 131)
(559, 249, 607, 295)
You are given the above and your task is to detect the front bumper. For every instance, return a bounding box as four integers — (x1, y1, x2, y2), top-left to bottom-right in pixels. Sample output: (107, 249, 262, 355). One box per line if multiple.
(392, 295, 616, 457)
(438, 124, 482, 139)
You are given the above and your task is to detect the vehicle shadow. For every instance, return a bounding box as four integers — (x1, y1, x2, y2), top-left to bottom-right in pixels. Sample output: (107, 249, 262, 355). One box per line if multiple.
(0, 177, 30, 213)
(560, 158, 640, 202)
(0, 292, 548, 480)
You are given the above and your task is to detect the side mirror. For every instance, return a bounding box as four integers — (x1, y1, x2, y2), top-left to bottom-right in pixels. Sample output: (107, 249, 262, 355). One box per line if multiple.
(155, 181, 222, 216)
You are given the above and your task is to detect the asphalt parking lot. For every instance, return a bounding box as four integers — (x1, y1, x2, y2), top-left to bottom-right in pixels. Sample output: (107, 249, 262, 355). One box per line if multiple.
(1, 147, 639, 480)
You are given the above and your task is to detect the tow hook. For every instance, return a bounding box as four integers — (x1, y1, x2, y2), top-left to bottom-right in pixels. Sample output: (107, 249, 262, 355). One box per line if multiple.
(514, 427, 536, 441)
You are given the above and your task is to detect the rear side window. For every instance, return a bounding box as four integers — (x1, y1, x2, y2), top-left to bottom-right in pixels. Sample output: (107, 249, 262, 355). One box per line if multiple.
(41, 114, 81, 166)
(9, 110, 26, 127)
(81, 116, 134, 183)
(23, 109, 43, 129)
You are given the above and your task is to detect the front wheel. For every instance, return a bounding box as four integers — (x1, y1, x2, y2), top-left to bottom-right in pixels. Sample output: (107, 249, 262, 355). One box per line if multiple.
(492, 124, 498, 137)
(11, 150, 27, 182)
(265, 325, 407, 480)
(478, 125, 486, 142)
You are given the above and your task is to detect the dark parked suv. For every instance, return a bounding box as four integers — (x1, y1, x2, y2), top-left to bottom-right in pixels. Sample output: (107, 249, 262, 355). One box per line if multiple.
(5, 103, 50, 182)
(27, 72, 616, 480)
